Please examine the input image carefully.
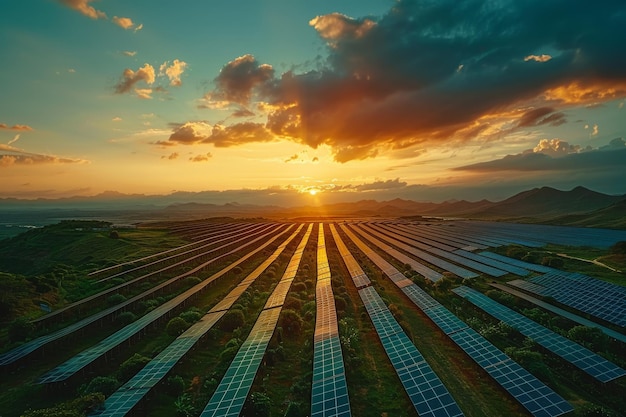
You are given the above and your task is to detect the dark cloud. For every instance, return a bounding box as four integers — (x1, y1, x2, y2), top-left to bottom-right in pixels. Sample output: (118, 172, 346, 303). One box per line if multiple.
(165, 121, 274, 147)
(454, 138, 626, 172)
(210, 55, 274, 105)
(199, 0, 626, 161)
(517, 107, 566, 127)
(189, 153, 212, 162)
(355, 178, 407, 192)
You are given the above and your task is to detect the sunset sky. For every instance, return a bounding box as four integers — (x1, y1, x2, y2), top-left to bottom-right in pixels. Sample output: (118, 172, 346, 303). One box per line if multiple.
(1, 0, 625, 204)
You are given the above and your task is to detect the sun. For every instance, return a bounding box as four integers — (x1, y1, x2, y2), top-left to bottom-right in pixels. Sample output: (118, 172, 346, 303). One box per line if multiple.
(309, 189, 318, 196)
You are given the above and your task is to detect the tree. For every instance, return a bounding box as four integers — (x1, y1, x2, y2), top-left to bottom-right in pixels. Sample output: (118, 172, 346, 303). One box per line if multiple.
(80, 376, 119, 396)
(568, 326, 608, 352)
(117, 353, 151, 381)
(109, 230, 120, 239)
(166, 317, 190, 337)
(116, 311, 136, 325)
(279, 309, 303, 338)
(220, 309, 245, 332)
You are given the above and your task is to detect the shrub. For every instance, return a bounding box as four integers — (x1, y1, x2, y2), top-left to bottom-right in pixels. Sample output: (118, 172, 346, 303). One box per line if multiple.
(109, 230, 120, 239)
(179, 309, 202, 324)
(242, 392, 271, 417)
(117, 353, 151, 381)
(22, 393, 104, 417)
(291, 282, 307, 293)
(80, 376, 119, 396)
(609, 241, 626, 255)
(220, 309, 245, 332)
(107, 294, 126, 306)
(166, 375, 186, 397)
(279, 309, 303, 338)
(283, 296, 302, 311)
(233, 266, 243, 275)
(116, 311, 137, 325)
(166, 317, 190, 337)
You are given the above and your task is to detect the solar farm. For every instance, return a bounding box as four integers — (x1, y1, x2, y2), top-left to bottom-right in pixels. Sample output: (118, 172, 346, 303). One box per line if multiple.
(1, 219, 625, 417)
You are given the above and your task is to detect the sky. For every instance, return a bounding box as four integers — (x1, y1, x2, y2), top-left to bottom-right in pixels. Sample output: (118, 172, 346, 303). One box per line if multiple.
(1, 0, 625, 205)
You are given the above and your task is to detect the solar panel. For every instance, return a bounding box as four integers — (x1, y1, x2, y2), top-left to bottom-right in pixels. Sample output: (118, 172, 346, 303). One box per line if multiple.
(340, 225, 573, 417)
(511, 271, 626, 327)
(90, 226, 305, 417)
(199, 225, 314, 417)
(199, 307, 281, 417)
(330, 226, 464, 417)
(365, 224, 508, 278)
(478, 251, 553, 273)
(358, 224, 481, 279)
(453, 286, 626, 382)
(344, 225, 445, 282)
(451, 249, 530, 276)
(38, 225, 293, 384)
(311, 224, 352, 417)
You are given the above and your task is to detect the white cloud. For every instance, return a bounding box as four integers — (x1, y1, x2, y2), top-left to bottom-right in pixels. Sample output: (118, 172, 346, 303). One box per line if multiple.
(112, 16, 135, 30)
(524, 54, 552, 62)
(123, 51, 137, 57)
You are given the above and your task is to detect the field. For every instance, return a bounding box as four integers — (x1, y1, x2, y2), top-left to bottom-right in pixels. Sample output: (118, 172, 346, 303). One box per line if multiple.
(0, 218, 625, 417)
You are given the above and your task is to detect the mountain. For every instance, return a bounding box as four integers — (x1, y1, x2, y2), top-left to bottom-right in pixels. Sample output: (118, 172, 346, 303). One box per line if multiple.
(545, 199, 626, 229)
(463, 186, 624, 219)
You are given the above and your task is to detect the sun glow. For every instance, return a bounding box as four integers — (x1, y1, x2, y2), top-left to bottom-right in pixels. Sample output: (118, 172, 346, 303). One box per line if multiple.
(309, 188, 318, 196)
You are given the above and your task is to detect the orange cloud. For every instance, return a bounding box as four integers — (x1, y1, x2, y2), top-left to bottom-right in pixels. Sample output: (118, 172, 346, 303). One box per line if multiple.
(0, 144, 88, 166)
(112, 16, 135, 30)
(59, 0, 106, 19)
(524, 54, 552, 62)
(160, 59, 187, 87)
(543, 81, 626, 105)
(0, 123, 33, 131)
(189, 153, 212, 162)
(115, 64, 156, 94)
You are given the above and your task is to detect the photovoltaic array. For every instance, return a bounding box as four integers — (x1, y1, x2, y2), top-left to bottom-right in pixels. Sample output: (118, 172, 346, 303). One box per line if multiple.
(331, 225, 464, 417)
(509, 270, 626, 327)
(90, 225, 303, 417)
(311, 224, 351, 417)
(338, 224, 573, 417)
(453, 286, 625, 383)
(39, 225, 290, 384)
(198, 224, 313, 417)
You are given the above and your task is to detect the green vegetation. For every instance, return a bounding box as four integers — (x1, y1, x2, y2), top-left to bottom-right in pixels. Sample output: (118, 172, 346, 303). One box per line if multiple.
(496, 243, 626, 286)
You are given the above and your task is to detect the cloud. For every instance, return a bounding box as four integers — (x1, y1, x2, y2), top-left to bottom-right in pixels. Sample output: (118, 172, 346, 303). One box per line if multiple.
(355, 178, 407, 192)
(161, 152, 179, 160)
(0, 143, 88, 166)
(112, 16, 135, 30)
(134, 88, 153, 99)
(58, 0, 106, 19)
(524, 54, 552, 63)
(516, 107, 566, 128)
(209, 55, 274, 104)
(123, 51, 137, 57)
(0, 123, 33, 131)
(189, 153, 212, 162)
(114, 63, 155, 95)
(160, 60, 187, 87)
(112, 117, 122, 122)
(454, 138, 625, 172)
(165, 121, 274, 148)
(591, 124, 599, 136)
(196, 0, 626, 162)
(134, 23, 143, 32)
(7, 134, 20, 146)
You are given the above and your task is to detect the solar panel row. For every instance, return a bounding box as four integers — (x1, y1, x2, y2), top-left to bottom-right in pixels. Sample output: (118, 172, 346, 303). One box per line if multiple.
(330, 225, 464, 417)
(510, 271, 626, 327)
(38, 224, 290, 384)
(90, 226, 304, 417)
(338, 225, 573, 417)
(479, 251, 553, 273)
(311, 224, 351, 417)
(360, 224, 481, 279)
(199, 224, 313, 417)
(345, 224, 445, 282)
(376, 223, 528, 276)
(453, 286, 626, 383)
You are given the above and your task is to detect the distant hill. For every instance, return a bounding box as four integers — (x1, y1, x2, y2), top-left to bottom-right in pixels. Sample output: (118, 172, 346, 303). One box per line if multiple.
(1, 186, 625, 229)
